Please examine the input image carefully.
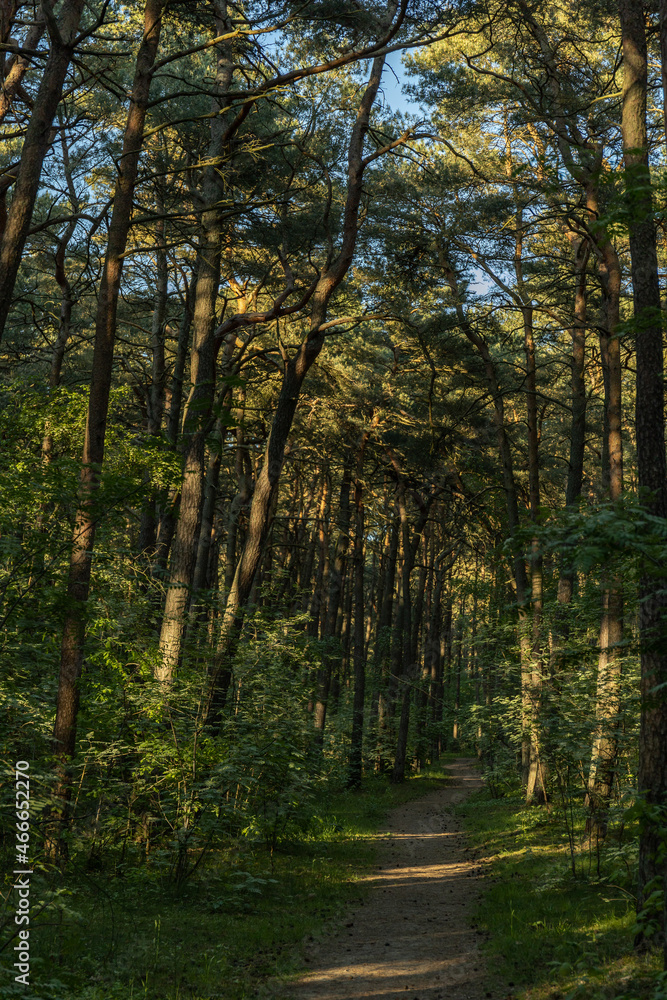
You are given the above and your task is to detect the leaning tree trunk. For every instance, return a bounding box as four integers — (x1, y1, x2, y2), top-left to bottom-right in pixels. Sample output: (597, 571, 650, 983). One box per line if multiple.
(0, 0, 87, 342)
(157, 7, 237, 683)
(204, 46, 390, 730)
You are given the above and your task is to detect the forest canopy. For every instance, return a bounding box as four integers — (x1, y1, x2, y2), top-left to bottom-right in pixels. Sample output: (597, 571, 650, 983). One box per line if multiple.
(2, 0, 667, 996)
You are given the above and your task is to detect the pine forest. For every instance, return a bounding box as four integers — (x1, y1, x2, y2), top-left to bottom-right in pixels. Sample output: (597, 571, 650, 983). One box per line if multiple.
(2, 1, 667, 998)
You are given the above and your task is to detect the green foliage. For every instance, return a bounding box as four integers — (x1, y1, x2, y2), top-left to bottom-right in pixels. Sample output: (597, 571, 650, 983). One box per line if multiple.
(456, 789, 663, 1000)
(3, 0, 667, 994)
(533, 499, 667, 580)
(0, 763, 447, 1000)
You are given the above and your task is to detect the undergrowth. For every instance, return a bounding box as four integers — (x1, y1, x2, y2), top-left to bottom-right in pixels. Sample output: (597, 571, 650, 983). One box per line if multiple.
(0, 765, 454, 1000)
(457, 787, 664, 1000)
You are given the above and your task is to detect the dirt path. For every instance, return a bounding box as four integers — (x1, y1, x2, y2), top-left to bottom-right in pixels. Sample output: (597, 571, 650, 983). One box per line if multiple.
(283, 758, 496, 1000)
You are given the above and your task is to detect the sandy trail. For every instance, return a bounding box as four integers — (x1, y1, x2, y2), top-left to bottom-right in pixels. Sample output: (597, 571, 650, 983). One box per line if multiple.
(282, 758, 496, 1000)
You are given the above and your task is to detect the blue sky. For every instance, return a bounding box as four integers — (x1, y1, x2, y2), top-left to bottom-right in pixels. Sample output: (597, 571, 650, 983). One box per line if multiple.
(380, 51, 422, 117)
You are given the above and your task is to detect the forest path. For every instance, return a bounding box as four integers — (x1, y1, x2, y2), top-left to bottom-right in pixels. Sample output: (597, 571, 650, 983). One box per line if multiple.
(283, 758, 497, 1000)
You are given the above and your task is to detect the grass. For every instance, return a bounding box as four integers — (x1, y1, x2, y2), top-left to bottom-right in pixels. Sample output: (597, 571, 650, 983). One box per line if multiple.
(19, 754, 658, 1000)
(455, 787, 664, 1000)
(1, 764, 455, 1000)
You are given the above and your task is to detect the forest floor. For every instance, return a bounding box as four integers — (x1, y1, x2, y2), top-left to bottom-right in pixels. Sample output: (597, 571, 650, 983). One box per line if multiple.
(281, 757, 499, 1000)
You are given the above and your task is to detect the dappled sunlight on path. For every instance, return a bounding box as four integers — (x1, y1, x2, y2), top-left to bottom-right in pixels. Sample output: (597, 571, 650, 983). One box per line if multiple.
(283, 758, 499, 1000)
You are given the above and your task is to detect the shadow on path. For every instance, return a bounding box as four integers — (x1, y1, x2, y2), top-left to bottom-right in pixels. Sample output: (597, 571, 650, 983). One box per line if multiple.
(282, 758, 498, 1000)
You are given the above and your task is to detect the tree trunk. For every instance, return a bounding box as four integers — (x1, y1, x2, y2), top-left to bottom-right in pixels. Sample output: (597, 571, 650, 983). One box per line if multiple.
(204, 46, 389, 729)
(224, 392, 252, 595)
(349, 435, 369, 787)
(308, 472, 331, 636)
(556, 236, 588, 615)
(587, 239, 624, 840)
(523, 303, 547, 805)
(139, 209, 168, 558)
(31, 123, 80, 585)
(0, 7, 46, 124)
(427, 554, 445, 760)
(390, 477, 431, 783)
(157, 7, 237, 683)
(375, 512, 399, 770)
(452, 606, 464, 745)
(414, 530, 434, 767)
(153, 270, 197, 579)
(192, 418, 225, 598)
(165, 268, 197, 448)
(53, 0, 165, 774)
(313, 460, 353, 742)
(0, 0, 87, 341)
(619, 0, 667, 947)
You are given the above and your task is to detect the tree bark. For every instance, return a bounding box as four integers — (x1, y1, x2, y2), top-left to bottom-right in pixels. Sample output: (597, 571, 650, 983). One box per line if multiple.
(587, 238, 624, 840)
(308, 472, 331, 636)
(0, 0, 87, 341)
(564, 240, 588, 510)
(426, 553, 445, 761)
(0, 6, 46, 124)
(390, 475, 431, 783)
(205, 43, 391, 729)
(313, 460, 353, 742)
(349, 434, 369, 787)
(224, 391, 252, 595)
(53, 0, 165, 767)
(192, 417, 225, 597)
(157, 5, 237, 682)
(555, 236, 589, 647)
(523, 302, 547, 805)
(139, 209, 168, 557)
(619, 0, 667, 947)
(375, 512, 399, 770)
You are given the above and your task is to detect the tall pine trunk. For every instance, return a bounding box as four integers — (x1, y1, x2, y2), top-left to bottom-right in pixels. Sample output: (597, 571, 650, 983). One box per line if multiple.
(619, 0, 667, 948)
(313, 461, 353, 742)
(53, 0, 165, 789)
(348, 438, 368, 787)
(157, 7, 237, 682)
(587, 233, 624, 841)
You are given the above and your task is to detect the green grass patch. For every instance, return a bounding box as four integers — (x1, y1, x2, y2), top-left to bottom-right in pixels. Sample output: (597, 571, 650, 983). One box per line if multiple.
(456, 789, 664, 1000)
(1, 769, 452, 1000)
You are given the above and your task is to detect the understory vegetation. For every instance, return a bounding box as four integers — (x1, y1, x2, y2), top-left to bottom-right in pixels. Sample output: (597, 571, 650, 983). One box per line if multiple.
(460, 783, 666, 1000)
(1, 765, 452, 1000)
